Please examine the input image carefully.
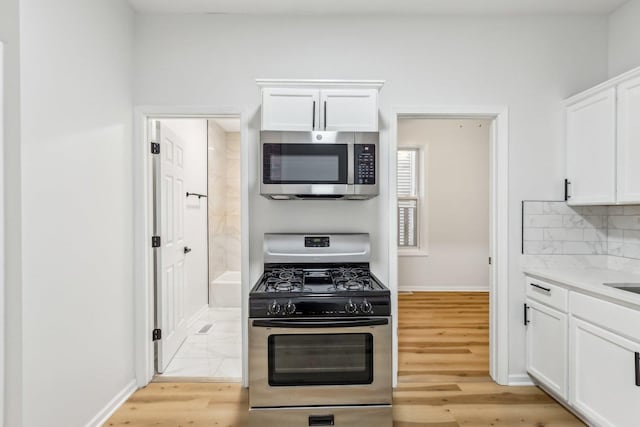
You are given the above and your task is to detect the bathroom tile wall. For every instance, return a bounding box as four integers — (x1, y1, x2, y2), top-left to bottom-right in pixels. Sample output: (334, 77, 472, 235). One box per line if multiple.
(208, 121, 228, 282)
(225, 132, 241, 271)
(207, 122, 241, 281)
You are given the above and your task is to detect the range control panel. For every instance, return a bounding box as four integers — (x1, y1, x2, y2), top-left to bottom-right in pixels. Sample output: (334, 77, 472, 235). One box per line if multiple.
(354, 144, 376, 185)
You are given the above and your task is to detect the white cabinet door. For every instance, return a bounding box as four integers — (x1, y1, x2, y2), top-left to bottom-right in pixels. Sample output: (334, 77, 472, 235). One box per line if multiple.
(565, 87, 616, 205)
(570, 317, 640, 427)
(262, 88, 319, 131)
(525, 299, 568, 399)
(617, 74, 640, 203)
(320, 89, 378, 131)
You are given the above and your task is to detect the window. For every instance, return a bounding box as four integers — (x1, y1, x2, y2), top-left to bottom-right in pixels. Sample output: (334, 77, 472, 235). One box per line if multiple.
(397, 148, 419, 247)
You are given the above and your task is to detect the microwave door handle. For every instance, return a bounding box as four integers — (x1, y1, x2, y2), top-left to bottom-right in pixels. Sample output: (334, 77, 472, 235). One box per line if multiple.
(252, 318, 389, 328)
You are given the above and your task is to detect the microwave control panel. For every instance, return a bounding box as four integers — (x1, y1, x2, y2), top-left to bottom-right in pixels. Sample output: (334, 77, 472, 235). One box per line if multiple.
(355, 144, 376, 185)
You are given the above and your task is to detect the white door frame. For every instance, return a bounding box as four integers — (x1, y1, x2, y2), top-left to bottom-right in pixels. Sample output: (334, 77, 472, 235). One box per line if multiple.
(389, 105, 510, 385)
(0, 41, 5, 426)
(133, 106, 250, 387)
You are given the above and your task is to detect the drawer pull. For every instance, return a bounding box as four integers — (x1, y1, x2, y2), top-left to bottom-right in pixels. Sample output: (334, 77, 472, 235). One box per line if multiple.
(635, 352, 640, 387)
(530, 283, 551, 293)
(309, 414, 335, 426)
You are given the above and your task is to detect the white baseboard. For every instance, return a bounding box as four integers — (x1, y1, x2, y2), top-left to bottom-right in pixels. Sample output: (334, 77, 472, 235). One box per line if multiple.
(187, 304, 209, 327)
(398, 284, 489, 292)
(85, 380, 137, 427)
(507, 373, 534, 386)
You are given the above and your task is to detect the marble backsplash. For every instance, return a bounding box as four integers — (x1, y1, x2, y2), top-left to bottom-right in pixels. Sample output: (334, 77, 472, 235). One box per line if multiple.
(522, 201, 640, 260)
(607, 205, 640, 259)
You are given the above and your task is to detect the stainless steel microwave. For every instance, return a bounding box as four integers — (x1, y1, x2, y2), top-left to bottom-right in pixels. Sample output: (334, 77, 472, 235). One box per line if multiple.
(260, 131, 379, 200)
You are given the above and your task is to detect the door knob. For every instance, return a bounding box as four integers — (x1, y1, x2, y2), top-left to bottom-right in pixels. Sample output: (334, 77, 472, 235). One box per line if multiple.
(184, 246, 192, 254)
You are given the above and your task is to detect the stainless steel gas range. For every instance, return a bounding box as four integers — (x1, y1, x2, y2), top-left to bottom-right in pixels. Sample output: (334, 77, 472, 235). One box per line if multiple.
(248, 233, 392, 427)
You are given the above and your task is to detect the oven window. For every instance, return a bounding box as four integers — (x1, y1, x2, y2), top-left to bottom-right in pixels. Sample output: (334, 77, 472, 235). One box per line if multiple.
(263, 144, 348, 184)
(268, 333, 373, 386)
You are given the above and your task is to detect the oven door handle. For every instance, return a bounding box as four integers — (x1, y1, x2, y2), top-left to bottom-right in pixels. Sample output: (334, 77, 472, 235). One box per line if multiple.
(252, 318, 389, 328)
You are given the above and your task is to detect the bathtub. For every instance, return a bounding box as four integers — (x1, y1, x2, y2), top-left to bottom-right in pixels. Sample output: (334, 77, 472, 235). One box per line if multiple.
(210, 271, 241, 308)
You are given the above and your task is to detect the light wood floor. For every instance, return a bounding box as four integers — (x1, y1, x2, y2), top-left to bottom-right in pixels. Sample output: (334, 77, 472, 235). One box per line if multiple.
(106, 292, 585, 426)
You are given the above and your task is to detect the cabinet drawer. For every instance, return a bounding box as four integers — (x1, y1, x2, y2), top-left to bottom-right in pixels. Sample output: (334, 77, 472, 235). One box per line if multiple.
(525, 277, 568, 312)
(571, 292, 640, 342)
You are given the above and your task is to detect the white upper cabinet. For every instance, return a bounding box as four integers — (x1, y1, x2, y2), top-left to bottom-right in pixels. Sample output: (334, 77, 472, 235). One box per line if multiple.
(259, 80, 383, 132)
(261, 88, 320, 131)
(565, 87, 617, 205)
(564, 65, 640, 205)
(320, 89, 378, 131)
(616, 74, 640, 203)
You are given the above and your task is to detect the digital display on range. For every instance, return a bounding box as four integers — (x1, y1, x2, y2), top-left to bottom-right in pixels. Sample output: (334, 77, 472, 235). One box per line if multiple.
(305, 236, 330, 247)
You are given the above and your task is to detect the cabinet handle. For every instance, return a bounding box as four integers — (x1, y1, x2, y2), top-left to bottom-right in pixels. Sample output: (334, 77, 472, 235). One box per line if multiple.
(524, 303, 530, 326)
(530, 283, 551, 293)
(312, 101, 316, 130)
(324, 101, 327, 130)
(564, 179, 571, 201)
(635, 352, 640, 387)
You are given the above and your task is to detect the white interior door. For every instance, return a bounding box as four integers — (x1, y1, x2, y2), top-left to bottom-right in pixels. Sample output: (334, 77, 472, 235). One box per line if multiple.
(154, 121, 188, 373)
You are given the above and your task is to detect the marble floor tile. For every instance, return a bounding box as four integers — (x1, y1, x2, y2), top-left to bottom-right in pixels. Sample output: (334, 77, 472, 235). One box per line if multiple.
(158, 307, 242, 381)
(162, 357, 224, 378)
(213, 358, 242, 380)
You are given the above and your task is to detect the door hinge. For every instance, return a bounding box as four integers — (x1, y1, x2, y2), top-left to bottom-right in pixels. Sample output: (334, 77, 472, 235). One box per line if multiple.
(152, 329, 162, 341)
(488, 257, 492, 265)
(150, 142, 160, 154)
(152, 236, 161, 247)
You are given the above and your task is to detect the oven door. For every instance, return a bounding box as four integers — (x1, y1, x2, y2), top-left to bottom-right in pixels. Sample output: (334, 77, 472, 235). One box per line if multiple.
(249, 317, 392, 408)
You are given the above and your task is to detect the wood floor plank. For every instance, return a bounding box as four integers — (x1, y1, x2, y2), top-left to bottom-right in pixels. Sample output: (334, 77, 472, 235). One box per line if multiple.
(106, 292, 584, 426)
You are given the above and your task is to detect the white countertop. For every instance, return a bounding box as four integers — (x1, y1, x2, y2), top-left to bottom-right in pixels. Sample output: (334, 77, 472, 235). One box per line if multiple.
(521, 255, 640, 308)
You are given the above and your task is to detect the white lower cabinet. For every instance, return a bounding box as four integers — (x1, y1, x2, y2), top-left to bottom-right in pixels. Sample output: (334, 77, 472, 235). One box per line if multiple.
(570, 317, 640, 427)
(524, 275, 640, 427)
(525, 299, 568, 399)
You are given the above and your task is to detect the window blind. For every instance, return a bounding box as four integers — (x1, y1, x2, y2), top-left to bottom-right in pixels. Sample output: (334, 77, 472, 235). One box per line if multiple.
(397, 149, 418, 247)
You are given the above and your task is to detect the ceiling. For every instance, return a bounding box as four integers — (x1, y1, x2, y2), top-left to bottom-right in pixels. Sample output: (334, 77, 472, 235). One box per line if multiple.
(128, 0, 628, 15)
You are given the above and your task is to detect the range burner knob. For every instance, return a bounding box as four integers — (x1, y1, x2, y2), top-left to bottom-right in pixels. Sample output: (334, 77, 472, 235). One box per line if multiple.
(345, 299, 357, 314)
(360, 299, 373, 313)
(268, 300, 281, 315)
(285, 301, 296, 314)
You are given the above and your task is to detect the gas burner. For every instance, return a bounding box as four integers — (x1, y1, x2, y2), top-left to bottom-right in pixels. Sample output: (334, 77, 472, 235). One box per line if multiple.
(275, 268, 300, 280)
(271, 282, 299, 292)
(334, 278, 371, 291)
(332, 267, 366, 280)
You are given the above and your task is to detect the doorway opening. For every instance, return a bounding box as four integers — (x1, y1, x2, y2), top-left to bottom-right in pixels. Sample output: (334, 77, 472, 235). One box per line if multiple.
(389, 107, 509, 387)
(396, 118, 491, 383)
(150, 116, 242, 382)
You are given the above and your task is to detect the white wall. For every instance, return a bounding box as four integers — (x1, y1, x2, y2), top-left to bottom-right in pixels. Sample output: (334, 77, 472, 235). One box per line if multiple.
(608, 0, 640, 77)
(161, 119, 208, 320)
(398, 119, 490, 291)
(0, 0, 22, 424)
(20, 0, 135, 426)
(135, 14, 609, 381)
